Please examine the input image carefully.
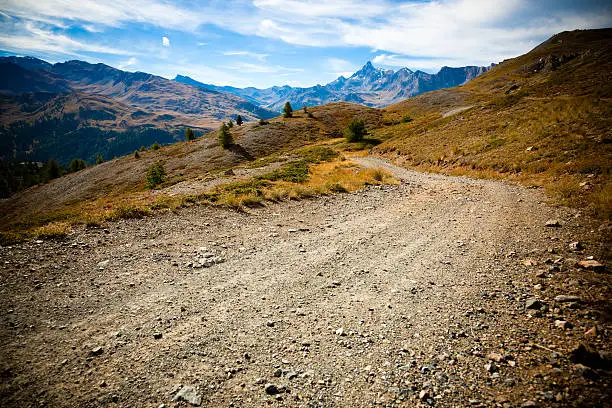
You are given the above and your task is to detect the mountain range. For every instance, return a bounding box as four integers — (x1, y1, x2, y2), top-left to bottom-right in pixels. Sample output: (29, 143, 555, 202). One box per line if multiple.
(0, 56, 488, 166)
(0, 57, 276, 164)
(175, 61, 491, 111)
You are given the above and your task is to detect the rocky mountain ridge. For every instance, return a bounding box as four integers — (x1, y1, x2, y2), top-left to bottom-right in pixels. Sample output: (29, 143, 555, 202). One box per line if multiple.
(176, 61, 491, 111)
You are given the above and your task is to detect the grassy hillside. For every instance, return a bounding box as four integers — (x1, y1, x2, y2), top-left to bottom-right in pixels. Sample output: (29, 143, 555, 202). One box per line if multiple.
(0, 103, 385, 240)
(1, 29, 609, 243)
(375, 29, 611, 218)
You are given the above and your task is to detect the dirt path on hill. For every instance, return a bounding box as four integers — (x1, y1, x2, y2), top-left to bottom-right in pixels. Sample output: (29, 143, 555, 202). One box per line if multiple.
(0, 158, 609, 408)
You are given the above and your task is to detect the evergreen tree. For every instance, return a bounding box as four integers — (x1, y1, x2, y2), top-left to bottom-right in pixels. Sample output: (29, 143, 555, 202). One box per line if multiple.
(151, 141, 160, 150)
(218, 123, 233, 149)
(345, 118, 366, 142)
(69, 158, 87, 173)
(145, 162, 166, 189)
(134, 151, 140, 159)
(45, 159, 62, 181)
(185, 127, 195, 141)
(283, 102, 293, 118)
(227, 119, 234, 128)
(96, 154, 103, 164)
(236, 115, 243, 126)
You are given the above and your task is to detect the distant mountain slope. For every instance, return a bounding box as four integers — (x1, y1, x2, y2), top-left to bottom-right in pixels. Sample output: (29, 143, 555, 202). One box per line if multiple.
(51, 60, 275, 120)
(175, 62, 490, 110)
(0, 62, 70, 94)
(0, 58, 277, 165)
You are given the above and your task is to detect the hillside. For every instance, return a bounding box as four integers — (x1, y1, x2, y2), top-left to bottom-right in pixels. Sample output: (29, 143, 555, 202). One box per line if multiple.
(0, 102, 382, 233)
(175, 62, 490, 111)
(0, 29, 610, 238)
(0, 58, 276, 165)
(374, 28, 612, 218)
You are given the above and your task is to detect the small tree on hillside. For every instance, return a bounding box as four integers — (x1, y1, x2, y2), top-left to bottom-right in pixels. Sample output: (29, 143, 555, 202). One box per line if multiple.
(303, 104, 308, 113)
(151, 141, 161, 150)
(146, 162, 166, 189)
(69, 158, 87, 173)
(345, 118, 366, 142)
(218, 123, 233, 149)
(236, 115, 243, 126)
(96, 154, 104, 164)
(283, 102, 293, 118)
(227, 119, 234, 128)
(185, 127, 195, 141)
(45, 158, 62, 181)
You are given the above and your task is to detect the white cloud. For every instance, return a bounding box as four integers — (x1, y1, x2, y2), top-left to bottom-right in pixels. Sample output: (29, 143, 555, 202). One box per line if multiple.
(162, 36, 170, 47)
(0, 21, 134, 56)
(226, 62, 304, 74)
(118, 56, 137, 69)
(222, 50, 269, 61)
(253, 0, 388, 19)
(1, 0, 610, 75)
(325, 58, 357, 77)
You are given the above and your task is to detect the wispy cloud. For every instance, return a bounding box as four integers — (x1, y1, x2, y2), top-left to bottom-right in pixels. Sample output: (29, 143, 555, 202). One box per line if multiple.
(0, 0, 610, 86)
(0, 21, 134, 56)
(325, 58, 356, 77)
(226, 62, 304, 74)
(222, 50, 269, 61)
(118, 56, 137, 69)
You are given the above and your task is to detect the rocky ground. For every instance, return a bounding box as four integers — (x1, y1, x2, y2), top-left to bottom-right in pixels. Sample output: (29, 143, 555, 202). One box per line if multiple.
(0, 158, 610, 407)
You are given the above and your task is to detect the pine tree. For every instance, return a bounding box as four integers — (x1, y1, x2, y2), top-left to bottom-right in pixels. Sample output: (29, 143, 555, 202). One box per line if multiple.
(69, 158, 87, 173)
(96, 154, 103, 164)
(185, 127, 195, 141)
(283, 102, 293, 118)
(236, 115, 243, 126)
(45, 159, 62, 181)
(145, 162, 166, 189)
(345, 118, 366, 142)
(227, 119, 234, 128)
(218, 123, 233, 149)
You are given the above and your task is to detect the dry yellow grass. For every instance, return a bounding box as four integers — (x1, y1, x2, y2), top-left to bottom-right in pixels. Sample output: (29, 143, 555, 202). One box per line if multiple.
(375, 29, 611, 218)
(35, 221, 72, 239)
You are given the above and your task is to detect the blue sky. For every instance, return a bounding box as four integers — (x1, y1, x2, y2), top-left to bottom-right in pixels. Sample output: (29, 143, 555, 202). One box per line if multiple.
(0, 0, 610, 88)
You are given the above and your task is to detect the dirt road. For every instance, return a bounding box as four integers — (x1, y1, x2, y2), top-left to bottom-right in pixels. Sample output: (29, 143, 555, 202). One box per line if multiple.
(1, 158, 609, 407)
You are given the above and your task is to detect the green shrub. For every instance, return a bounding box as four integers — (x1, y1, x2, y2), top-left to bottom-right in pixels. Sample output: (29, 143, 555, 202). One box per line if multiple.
(297, 146, 339, 163)
(258, 161, 310, 183)
(345, 118, 366, 142)
(145, 162, 166, 189)
(69, 158, 87, 173)
(151, 142, 160, 150)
